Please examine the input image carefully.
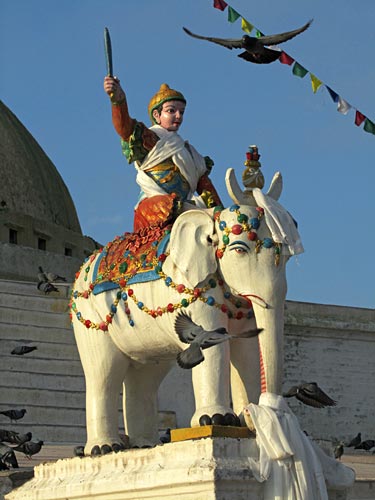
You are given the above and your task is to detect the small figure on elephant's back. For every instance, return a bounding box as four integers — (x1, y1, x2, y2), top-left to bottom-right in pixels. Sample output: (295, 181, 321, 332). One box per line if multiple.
(103, 76, 223, 231)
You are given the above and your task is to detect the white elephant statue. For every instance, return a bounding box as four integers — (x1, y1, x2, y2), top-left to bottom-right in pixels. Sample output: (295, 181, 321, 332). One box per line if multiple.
(70, 168, 303, 455)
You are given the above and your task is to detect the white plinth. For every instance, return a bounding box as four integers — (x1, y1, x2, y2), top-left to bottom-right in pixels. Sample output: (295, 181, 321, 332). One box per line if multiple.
(6, 437, 351, 500)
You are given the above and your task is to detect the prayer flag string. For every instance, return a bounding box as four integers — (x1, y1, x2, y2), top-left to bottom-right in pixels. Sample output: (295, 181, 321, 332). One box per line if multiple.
(212, 1, 374, 136)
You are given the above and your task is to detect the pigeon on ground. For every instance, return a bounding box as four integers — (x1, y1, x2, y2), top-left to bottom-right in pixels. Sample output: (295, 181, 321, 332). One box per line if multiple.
(37, 281, 59, 294)
(283, 382, 337, 408)
(74, 445, 85, 457)
(183, 20, 312, 64)
(13, 440, 44, 459)
(0, 429, 32, 445)
(334, 442, 344, 460)
(346, 432, 362, 448)
(355, 439, 375, 451)
(45, 271, 67, 283)
(174, 311, 262, 369)
(159, 428, 171, 444)
(0, 409, 27, 422)
(11, 345, 38, 356)
(37, 266, 48, 282)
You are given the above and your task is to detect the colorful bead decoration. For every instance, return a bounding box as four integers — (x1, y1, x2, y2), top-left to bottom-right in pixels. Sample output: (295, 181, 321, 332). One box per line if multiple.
(215, 205, 281, 266)
(69, 225, 255, 333)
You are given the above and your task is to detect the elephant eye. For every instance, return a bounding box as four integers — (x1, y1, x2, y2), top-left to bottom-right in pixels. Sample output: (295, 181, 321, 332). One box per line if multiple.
(229, 242, 250, 254)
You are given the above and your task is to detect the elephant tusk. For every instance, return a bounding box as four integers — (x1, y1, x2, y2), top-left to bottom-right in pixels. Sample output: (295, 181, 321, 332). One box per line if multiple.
(240, 294, 269, 309)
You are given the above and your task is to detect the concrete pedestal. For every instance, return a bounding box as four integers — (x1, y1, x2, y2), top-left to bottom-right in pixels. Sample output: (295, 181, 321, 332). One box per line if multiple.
(6, 436, 353, 500)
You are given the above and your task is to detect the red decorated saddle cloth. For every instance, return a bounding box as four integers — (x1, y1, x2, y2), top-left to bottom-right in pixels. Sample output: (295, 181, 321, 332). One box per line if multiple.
(91, 224, 171, 295)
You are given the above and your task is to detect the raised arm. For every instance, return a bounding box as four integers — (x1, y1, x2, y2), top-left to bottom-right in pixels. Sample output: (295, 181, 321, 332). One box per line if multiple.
(103, 76, 135, 140)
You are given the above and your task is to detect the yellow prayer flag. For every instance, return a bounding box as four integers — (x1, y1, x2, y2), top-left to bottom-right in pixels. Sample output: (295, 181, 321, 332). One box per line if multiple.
(241, 18, 254, 34)
(310, 73, 322, 93)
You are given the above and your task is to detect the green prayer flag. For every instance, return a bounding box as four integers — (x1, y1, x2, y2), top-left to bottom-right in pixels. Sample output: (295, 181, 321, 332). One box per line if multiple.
(228, 6, 240, 23)
(292, 62, 308, 78)
(364, 118, 375, 135)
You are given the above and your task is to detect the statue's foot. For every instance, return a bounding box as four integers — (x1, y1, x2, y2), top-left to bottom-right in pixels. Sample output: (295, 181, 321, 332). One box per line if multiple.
(198, 412, 241, 427)
(90, 442, 127, 456)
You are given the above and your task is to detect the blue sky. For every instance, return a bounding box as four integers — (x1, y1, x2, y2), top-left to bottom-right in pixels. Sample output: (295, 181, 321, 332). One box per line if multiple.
(1, 0, 374, 309)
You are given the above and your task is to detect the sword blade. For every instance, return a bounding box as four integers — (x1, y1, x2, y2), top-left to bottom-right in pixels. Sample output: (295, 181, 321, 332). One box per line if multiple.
(104, 27, 113, 77)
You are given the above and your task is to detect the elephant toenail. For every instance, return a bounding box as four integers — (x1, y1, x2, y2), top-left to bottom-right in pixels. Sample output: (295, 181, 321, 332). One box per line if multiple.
(101, 444, 112, 455)
(199, 414, 212, 426)
(111, 443, 122, 453)
(91, 445, 101, 456)
(211, 413, 225, 425)
(223, 413, 237, 426)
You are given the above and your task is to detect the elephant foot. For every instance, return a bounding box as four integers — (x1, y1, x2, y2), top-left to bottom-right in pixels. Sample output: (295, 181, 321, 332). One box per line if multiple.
(199, 412, 241, 427)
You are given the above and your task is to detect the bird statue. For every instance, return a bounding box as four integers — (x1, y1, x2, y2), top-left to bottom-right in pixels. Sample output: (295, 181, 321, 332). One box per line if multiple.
(174, 311, 262, 369)
(283, 382, 337, 408)
(183, 20, 312, 64)
(346, 432, 362, 448)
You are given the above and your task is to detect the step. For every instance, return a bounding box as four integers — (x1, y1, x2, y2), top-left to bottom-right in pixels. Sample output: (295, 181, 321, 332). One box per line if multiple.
(0, 279, 71, 298)
(0, 370, 85, 392)
(0, 386, 87, 410)
(0, 338, 80, 362)
(0, 322, 77, 345)
(0, 402, 123, 434)
(0, 290, 70, 313)
(0, 305, 71, 329)
(0, 356, 84, 377)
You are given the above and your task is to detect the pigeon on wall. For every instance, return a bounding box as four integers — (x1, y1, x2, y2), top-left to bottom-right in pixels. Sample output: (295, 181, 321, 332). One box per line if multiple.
(346, 432, 362, 448)
(0, 409, 27, 422)
(183, 20, 312, 64)
(13, 440, 44, 459)
(0, 429, 32, 445)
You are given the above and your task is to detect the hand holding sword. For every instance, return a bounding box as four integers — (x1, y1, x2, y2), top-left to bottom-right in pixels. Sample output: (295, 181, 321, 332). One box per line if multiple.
(103, 27, 125, 103)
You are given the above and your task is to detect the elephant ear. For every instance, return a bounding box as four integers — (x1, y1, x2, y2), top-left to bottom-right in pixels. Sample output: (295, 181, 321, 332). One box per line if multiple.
(169, 209, 217, 288)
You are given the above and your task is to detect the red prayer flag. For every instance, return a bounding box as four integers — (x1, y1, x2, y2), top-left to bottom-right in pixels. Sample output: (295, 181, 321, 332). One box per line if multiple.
(213, 0, 228, 10)
(355, 110, 366, 126)
(279, 52, 294, 65)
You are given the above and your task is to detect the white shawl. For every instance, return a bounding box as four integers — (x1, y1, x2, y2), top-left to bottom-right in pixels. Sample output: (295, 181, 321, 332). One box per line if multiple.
(245, 393, 355, 499)
(134, 125, 207, 207)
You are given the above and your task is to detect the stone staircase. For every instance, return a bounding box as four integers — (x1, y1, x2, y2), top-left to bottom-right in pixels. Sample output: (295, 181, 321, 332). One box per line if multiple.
(0, 279, 88, 444)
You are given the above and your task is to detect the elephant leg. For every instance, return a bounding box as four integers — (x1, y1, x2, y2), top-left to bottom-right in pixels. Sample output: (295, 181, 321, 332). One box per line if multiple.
(122, 360, 173, 448)
(190, 342, 233, 427)
(230, 337, 261, 424)
(74, 322, 130, 455)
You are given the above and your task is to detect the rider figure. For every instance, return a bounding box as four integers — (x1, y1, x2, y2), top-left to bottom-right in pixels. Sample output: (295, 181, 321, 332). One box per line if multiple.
(104, 77, 222, 232)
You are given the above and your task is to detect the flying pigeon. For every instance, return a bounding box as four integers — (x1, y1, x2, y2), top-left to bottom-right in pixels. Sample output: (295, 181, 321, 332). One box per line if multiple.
(0, 429, 32, 445)
(11, 345, 38, 356)
(0, 409, 27, 422)
(183, 20, 312, 64)
(174, 311, 262, 369)
(346, 432, 362, 448)
(283, 382, 337, 408)
(13, 440, 44, 459)
(0, 445, 19, 469)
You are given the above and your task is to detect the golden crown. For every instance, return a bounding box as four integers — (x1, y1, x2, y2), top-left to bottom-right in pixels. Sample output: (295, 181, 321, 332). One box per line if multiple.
(148, 83, 186, 123)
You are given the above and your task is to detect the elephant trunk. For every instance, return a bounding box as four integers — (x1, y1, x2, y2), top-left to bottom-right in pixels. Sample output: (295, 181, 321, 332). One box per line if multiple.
(249, 295, 285, 395)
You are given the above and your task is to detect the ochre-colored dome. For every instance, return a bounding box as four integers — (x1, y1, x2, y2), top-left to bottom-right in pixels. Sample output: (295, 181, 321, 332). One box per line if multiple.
(0, 100, 82, 233)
